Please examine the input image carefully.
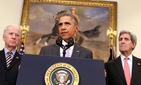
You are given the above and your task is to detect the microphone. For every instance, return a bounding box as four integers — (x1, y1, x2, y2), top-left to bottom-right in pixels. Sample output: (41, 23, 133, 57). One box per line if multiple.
(66, 37, 74, 49)
(56, 36, 64, 49)
(56, 36, 74, 50)
(56, 36, 74, 57)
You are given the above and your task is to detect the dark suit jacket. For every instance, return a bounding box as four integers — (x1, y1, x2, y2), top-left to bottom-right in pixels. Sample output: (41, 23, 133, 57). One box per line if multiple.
(0, 49, 22, 85)
(39, 44, 93, 59)
(105, 56, 141, 85)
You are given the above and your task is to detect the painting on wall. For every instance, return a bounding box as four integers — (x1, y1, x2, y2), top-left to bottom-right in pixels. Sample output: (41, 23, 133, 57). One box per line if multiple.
(20, 0, 117, 62)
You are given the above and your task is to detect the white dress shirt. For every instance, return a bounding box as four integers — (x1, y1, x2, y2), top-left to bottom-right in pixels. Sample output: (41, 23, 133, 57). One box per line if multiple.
(60, 40, 74, 57)
(120, 54, 133, 77)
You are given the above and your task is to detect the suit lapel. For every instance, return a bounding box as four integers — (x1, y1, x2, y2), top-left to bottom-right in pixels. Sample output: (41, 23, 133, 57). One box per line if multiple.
(114, 56, 127, 85)
(131, 56, 141, 85)
(52, 44, 60, 57)
(0, 49, 7, 69)
(71, 44, 80, 58)
(7, 51, 21, 69)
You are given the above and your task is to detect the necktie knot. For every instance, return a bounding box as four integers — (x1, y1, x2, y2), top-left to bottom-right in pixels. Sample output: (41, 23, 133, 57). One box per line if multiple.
(124, 57, 129, 60)
(7, 51, 12, 55)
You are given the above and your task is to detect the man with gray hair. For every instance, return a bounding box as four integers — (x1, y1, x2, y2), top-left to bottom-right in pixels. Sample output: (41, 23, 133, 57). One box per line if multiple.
(0, 25, 22, 85)
(105, 30, 141, 85)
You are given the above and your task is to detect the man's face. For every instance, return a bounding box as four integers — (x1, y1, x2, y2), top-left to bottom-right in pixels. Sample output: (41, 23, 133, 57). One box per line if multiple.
(58, 16, 79, 42)
(3, 26, 21, 49)
(119, 33, 135, 53)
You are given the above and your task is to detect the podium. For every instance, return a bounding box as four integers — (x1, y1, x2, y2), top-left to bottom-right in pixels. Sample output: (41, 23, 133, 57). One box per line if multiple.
(16, 54, 106, 85)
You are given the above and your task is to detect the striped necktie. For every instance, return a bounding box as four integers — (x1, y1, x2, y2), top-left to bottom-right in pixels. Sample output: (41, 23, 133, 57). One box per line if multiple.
(6, 52, 12, 67)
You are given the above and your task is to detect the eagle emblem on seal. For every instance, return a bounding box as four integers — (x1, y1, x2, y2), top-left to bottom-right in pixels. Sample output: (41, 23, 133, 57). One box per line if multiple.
(53, 70, 70, 85)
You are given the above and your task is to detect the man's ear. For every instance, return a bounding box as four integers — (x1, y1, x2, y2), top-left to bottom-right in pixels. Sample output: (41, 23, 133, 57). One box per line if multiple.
(75, 25, 80, 32)
(3, 34, 5, 41)
(132, 43, 136, 49)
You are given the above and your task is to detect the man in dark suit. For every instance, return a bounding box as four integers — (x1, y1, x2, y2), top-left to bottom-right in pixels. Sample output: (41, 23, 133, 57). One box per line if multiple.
(105, 30, 141, 85)
(40, 13, 93, 59)
(0, 25, 22, 85)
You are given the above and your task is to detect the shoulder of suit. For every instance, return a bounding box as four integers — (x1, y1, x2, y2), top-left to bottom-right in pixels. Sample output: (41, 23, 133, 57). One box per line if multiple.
(105, 56, 120, 64)
(15, 51, 22, 56)
(133, 55, 141, 61)
(105, 60, 114, 64)
(41, 44, 56, 48)
(0, 50, 3, 53)
(0, 49, 4, 52)
(0, 49, 5, 55)
(75, 44, 92, 52)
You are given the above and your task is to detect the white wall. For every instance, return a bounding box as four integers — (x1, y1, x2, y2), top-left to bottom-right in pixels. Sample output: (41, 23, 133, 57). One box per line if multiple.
(0, 0, 141, 58)
(105, 0, 141, 58)
(0, 0, 23, 49)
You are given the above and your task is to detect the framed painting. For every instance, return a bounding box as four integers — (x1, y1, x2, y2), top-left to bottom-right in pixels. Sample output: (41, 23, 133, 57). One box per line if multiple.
(20, 0, 117, 62)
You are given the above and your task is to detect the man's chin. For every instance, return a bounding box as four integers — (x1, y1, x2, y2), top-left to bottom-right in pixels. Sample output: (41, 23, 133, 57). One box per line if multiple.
(120, 50, 128, 52)
(9, 45, 17, 48)
(61, 36, 69, 40)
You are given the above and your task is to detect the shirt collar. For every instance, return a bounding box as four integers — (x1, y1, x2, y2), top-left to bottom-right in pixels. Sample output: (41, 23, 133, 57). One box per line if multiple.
(62, 40, 68, 46)
(61, 40, 74, 50)
(4, 47, 16, 55)
(120, 54, 133, 61)
(62, 40, 75, 46)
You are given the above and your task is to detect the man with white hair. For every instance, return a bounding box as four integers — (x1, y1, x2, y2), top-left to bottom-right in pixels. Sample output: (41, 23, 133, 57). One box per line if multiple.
(0, 25, 22, 85)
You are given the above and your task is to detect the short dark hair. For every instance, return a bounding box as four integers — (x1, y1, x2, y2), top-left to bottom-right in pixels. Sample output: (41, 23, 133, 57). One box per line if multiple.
(57, 13, 79, 25)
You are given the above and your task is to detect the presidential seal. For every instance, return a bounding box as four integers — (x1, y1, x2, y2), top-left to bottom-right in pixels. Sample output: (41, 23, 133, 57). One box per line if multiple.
(44, 62, 79, 85)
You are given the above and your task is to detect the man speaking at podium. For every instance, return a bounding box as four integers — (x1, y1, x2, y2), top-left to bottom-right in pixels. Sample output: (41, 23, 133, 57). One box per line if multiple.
(39, 13, 93, 59)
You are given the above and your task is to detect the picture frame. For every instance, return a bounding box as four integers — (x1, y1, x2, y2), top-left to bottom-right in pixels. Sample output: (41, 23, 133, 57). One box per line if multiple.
(20, 0, 117, 62)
